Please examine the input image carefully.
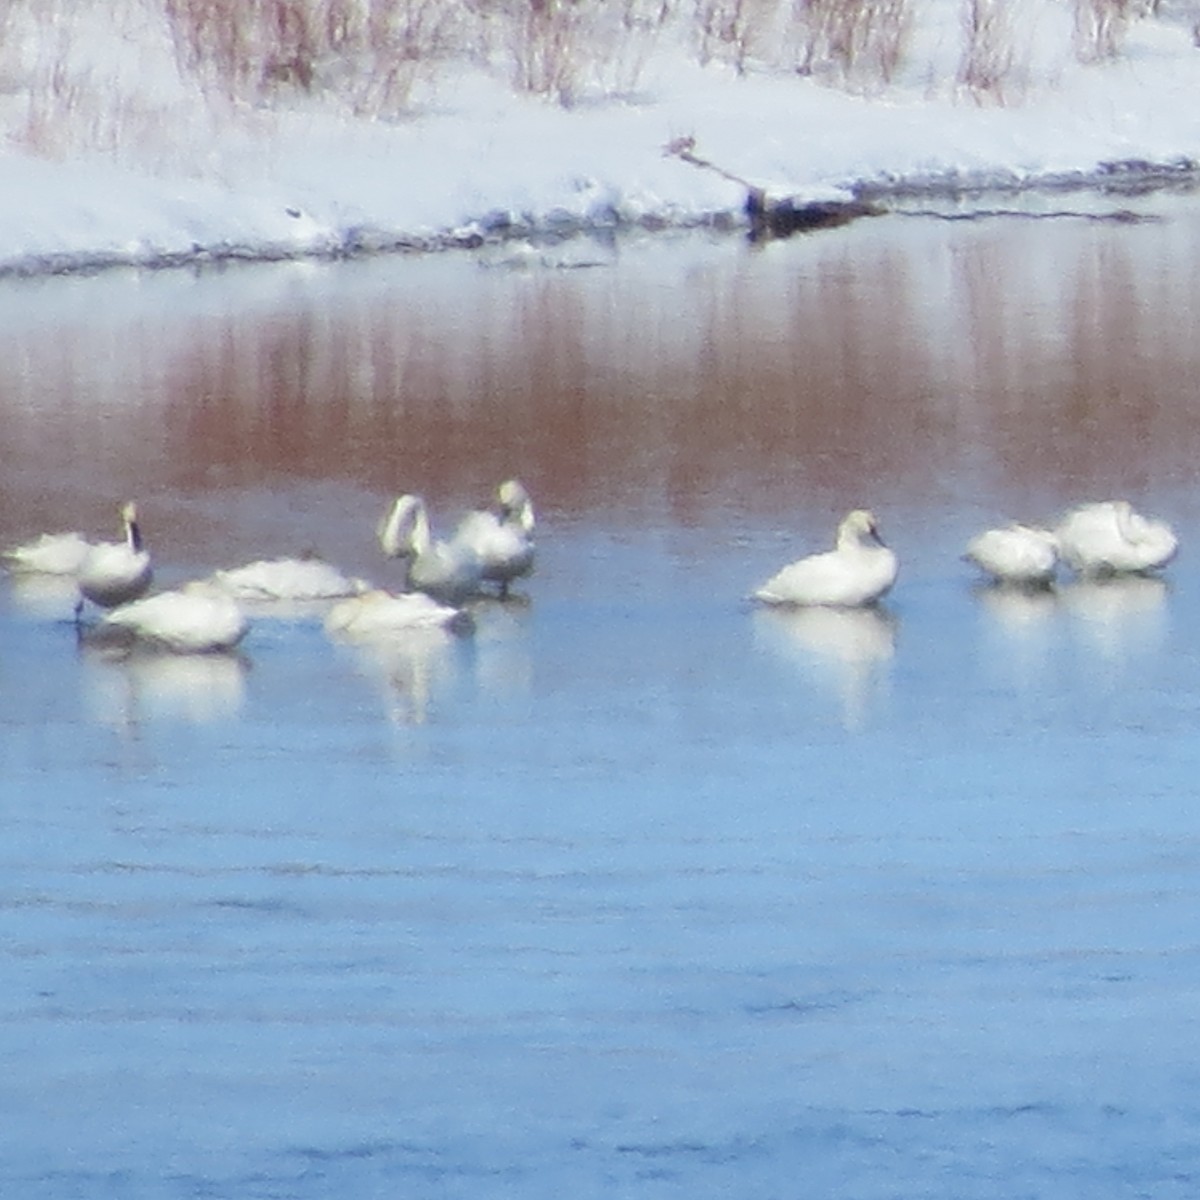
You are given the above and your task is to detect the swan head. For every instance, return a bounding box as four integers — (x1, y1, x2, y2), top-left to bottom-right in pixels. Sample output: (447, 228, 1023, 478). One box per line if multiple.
(119, 501, 145, 553)
(497, 479, 529, 511)
(496, 479, 534, 531)
(839, 509, 885, 548)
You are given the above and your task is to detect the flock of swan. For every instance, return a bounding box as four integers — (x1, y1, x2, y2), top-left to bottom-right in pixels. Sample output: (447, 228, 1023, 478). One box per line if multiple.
(0, 486, 1179, 657)
(0, 481, 537, 654)
(749, 497, 1177, 609)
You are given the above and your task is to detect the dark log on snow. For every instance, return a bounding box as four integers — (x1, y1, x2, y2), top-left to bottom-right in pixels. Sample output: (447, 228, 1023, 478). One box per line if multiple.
(745, 187, 884, 239)
(662, 138, 882, 241)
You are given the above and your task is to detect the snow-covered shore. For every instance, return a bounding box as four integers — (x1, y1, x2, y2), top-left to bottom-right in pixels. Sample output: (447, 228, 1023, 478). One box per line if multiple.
(4, 3, 1200, 278)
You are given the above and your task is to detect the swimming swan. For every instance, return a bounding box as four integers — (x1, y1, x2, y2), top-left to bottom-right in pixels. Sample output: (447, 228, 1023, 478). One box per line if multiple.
(2, 530, 92, 575)
(208, 556, 365, 602)
(97, 580, 249, 653)
(753, 509, 898, 608)
(1054, 500, 1177, 576)
(324, 588, 468, 637)
(453, 479, 535, 597)
(75, 501, 153, 614)
(377, 493, 484, 602)
(964, 523, 1059, 586)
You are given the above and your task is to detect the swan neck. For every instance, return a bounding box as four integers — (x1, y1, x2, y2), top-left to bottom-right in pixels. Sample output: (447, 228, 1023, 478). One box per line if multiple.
(411, 503, 431, 555)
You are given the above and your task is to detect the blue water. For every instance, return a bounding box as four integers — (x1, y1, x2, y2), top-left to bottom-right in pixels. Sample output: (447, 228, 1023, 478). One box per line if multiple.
(4, 215, 1200, 1197)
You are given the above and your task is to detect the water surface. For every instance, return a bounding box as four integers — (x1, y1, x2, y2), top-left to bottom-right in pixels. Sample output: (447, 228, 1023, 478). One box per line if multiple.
(4, 206, 1200, 1197)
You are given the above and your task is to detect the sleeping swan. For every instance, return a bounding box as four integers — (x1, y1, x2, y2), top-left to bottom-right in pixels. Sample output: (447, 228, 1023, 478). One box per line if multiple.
(324, 588, 468, 637)
(208, 555, 365, 602)
(2, 530, 92, 576)
(1054, 500, 1177, 576)
(964, 523, 1059, 587)
(76, 501, 153, 616)
(96, 581, 249, 653)
(453, 479, 536, 598)
(377, 493, 484, 603)
(753, 509, 898, 608)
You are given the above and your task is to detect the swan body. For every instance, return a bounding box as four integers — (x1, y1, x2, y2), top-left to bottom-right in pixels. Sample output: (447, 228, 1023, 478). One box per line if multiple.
(76, 502, 153, 611)
(753, 509, 898, 608)
(324, 588, 467, 636)
(1054, 500, 1177, 575)
(209, 556, 364, 602)
(98, 581, 249, 653)
(453, 479, 535, 597)
(964, 524, 1058, 586)
(2, 530, 92, 575)
(377, 493, 484, 602)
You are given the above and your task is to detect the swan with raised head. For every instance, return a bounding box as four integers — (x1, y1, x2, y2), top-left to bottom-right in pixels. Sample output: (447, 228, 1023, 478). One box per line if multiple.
(964, 523, 1059, 586)
(1054, 500, 1177, 576)
(753, 509, 898, 608)
(95, 580, 249, 653)
(208, 555, 365, 602)
(377, 493, 484, 603)
(324, 588, 468, 637)
(2, 529, 92, 575)
(75, 501, 153, 615)
(453, 479, 535, 598)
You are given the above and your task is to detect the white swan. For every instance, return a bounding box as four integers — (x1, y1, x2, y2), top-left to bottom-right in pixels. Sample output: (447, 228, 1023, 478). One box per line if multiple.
(208, 555, 365, 602)
(96, 580, 249, 653)
(377, 493, 484, 602)
(324, 588, 467, 637)
(753, 509, 898, 608)
(1054, 500, 1177, 575)
(2, 530, 92, 575)
(964, 523, 1058, 586)
(76, 501, 153, 613)
(453, 479, 536, 598)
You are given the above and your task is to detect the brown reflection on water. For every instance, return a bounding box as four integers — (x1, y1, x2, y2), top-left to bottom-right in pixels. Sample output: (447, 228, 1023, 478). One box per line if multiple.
(4, 212, 1200, 561)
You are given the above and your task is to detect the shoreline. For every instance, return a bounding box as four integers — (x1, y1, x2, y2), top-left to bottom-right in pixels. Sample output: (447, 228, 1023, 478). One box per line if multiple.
(2, 156, 1196, 284)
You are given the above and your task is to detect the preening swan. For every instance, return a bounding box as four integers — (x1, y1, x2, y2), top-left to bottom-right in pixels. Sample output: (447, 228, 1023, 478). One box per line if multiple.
(377, 493, 484, 602)
(964, 523, 1058, 586)
(95, 580, 249, 653)
(208, 556, 365, 602)
(2, 530, 92, 575)
(753, 509, 898, 608)
(76, 501, 153, 614)
(324, 588, 468, 637)
(1054, 500, 1177, 576)
(453, 479, 536, 598)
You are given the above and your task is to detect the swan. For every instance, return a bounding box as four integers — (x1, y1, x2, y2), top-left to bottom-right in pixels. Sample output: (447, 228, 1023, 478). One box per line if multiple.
(2, 530, 92, 575)
(753, 509, 898, 608)
(208, 555, 365, 602)
(377, 493, 484, 602)
(324, 588, 468, 637)
(453, 479, 535, 597)
(1054, 500, 1177, 575)
(95, 580, 249, 653)
(75, 501, 153, 614)
(964, 523, 1058, 586)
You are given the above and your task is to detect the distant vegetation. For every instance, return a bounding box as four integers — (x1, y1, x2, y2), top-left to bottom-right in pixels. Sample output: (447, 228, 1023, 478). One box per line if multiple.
(155, 0, 1163, 108)
(0, 0, 1171, 163)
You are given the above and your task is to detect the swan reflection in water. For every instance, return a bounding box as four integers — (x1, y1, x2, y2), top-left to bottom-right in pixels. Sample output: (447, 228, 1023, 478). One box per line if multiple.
(327, 623, 464, 727)
(973, 581, 1060, 688)
(81, 642, 248, 729)
(6, 573, 83, 621)
(470, 597, 534, 700)
(1059, 573, 1169, 667)
(753, 604, 896, 731)
(973, 573, 1168, 684)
